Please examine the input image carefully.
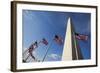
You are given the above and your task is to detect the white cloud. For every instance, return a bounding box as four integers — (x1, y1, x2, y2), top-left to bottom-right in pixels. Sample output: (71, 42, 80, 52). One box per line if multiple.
(33, 51, 37, 55)
(48, 53, 61, 60)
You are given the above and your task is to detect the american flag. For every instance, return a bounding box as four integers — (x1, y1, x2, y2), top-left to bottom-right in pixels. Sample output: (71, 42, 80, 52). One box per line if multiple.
(28, 41, 38, 53)
(75, 33, 88, 40)
(54, 35, 63, 45)
(42, 38, 48, 45)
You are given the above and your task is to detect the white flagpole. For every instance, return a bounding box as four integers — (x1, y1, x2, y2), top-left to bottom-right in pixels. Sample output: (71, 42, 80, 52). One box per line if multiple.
(73, 32, 79, 60)
(42, 40, 53, 62)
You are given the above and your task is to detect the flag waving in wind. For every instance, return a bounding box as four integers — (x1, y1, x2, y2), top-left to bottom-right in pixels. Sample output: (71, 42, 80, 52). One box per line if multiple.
(54, 35, 63, 45)
(23, 41, 38, 62)
(28, 41, 38, 53)
(42, 38, 48, 45)
(75, 33, 88, 40)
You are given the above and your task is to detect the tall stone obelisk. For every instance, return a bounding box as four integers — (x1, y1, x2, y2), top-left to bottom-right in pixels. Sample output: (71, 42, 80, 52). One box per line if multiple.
(62, 17, 73, 60)
(62, 17, 83, 61)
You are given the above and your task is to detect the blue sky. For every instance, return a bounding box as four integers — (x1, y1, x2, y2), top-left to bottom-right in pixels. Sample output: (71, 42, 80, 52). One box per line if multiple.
(22, 10, 91, 62)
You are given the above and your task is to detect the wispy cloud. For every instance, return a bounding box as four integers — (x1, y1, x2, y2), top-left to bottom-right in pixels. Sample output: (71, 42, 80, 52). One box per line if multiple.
(48, 53, 61, 60)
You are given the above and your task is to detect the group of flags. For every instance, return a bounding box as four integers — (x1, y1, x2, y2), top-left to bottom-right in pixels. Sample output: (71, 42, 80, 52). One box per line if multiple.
(28, 33, 88, 53)
(53, 33, 88, 46)
(28, 35, 64, 52)
(28, 38, 49, 52)
(23, 38, 49, 62)
(23, 33, 88, 62)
